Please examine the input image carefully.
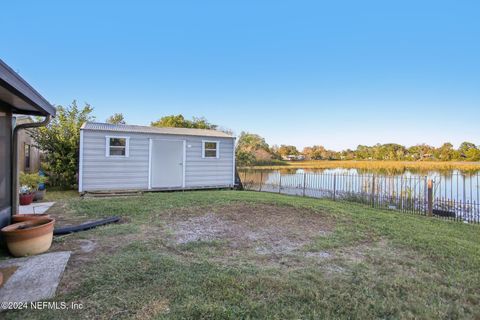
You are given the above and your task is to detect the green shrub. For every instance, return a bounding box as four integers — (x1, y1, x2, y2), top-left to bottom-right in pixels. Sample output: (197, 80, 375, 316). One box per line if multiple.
(30, 101, 94, 188)
(19, 172, 47, 193)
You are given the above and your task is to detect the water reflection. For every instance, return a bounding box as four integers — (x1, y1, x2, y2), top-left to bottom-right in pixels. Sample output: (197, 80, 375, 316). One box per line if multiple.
(240, 168, 480, 204)
(240, 167, 480, 222)
(276, 167, 478, 178)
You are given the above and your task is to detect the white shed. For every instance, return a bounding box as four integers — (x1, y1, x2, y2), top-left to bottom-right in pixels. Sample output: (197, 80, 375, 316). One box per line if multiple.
(79, 122, 235, 192)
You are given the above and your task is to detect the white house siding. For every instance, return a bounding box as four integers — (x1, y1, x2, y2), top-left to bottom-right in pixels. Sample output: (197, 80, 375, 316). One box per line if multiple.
(80, 129, 234, 192)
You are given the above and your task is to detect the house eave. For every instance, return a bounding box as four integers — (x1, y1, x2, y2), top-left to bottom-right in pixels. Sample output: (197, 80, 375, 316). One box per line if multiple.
(0, 59, 56, 116)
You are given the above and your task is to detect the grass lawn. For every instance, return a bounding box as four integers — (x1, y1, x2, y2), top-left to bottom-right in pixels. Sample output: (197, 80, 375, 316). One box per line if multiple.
(4, 190, 480, 319)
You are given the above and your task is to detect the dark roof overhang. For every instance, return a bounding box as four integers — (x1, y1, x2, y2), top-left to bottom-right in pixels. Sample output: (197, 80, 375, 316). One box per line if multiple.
(0, 59, 56, 116)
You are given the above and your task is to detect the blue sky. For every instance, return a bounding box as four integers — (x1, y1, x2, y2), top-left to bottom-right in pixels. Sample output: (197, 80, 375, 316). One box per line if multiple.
(2, 0, 479, 150)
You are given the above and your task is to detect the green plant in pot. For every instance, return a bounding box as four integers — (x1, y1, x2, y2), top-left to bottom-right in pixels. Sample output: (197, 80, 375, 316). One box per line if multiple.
(35, 169, 47, 201)
(18, 172, 46, 205)
(15, 173, 50, 223)
(19, 185, 34, 206)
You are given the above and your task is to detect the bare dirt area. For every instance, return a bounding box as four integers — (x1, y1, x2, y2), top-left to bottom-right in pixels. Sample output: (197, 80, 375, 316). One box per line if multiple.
(49, 202, 338, 295)
(47, 201, 389, 295)
(163, 203, 335, 261)
(161, 203, 397, 273)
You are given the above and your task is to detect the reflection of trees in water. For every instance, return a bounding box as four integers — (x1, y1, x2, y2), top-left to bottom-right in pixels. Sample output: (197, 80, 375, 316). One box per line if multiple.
(271, 167, 480, 176)
(239, 168, 480, 223)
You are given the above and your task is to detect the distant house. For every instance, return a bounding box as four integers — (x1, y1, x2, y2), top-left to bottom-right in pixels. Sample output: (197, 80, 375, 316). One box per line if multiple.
(282, 155, 305, 161)
(408, 153, 434, 161)
(15, 116, 42, 173)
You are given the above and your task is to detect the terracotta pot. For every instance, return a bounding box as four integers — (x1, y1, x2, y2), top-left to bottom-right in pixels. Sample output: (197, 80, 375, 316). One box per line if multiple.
(12, 214, 50, 223)
(1, 218, 55, 257)
(19, 193, 35, 205)
(0, 271, 3, 287)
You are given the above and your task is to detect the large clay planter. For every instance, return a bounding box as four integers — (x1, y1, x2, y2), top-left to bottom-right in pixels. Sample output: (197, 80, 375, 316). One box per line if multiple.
(11, 214, 50, 223)
(1, 218, 55, 257)
(19, 193, 35, 205)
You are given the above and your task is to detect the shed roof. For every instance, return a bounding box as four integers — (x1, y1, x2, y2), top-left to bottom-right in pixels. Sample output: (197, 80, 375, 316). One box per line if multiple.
(0, 59, 55, 116)
(81, 122, 234, 138)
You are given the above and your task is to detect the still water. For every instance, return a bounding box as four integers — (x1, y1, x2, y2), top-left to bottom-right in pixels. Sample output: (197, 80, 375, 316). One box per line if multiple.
(242, 168, 480, 203)
(240, 167, 480, 223)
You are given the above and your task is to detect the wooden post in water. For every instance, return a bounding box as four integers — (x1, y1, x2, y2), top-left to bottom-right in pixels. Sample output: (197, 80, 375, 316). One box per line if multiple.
(427, 179, 433, 216)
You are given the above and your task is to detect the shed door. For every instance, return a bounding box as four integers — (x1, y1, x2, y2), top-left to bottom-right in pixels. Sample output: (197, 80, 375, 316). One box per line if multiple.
(151, 140, 184, 188)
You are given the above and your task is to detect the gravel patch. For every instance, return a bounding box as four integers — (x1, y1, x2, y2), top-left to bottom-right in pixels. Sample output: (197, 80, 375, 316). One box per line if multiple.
(305, 251, 332, 259)
(174, 213, 238, 244)
(167, 203, 334, 257)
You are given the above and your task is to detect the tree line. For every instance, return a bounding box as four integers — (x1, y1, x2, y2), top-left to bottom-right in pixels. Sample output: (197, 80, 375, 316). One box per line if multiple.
(303, 142, 480, 161)
(235, 133, 480, 166)
(29, 102, 479, 187)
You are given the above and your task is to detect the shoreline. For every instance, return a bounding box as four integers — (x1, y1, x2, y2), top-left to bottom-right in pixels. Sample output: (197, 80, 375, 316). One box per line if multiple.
(240, 160, 480, 172)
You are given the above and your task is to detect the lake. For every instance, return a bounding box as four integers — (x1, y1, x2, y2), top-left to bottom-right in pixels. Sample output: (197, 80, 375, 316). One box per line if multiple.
(239, 167, 480, 223)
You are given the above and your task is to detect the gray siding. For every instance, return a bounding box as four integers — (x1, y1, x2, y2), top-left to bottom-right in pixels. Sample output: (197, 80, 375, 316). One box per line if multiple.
(184, 136, 234, 187)
(80, 130, 234, 192)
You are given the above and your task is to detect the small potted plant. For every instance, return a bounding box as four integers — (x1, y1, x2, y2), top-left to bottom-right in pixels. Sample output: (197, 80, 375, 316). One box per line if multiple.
(19, 185, 35, 205)
(18, 172, 46, 205)
(34, 172, 48, 201)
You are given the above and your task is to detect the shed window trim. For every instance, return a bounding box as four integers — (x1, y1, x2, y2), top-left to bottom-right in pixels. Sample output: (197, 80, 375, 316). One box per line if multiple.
(105, 136, 130, 157)
(202, 140, 220, 159)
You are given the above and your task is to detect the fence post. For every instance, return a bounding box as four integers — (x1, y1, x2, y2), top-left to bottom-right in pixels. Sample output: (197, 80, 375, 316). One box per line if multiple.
(333, 174, 337, 201)
(463, 174, 466, 214)
(278, 172, 282, 194)
(427, 179, 433, 216)
(259, 171, 263, 192)
(371, 175, 376, 207)
(302, 172, 306, 197)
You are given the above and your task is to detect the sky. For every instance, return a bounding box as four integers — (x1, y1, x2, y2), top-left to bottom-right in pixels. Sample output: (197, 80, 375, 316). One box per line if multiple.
(1, 0, 479, 151)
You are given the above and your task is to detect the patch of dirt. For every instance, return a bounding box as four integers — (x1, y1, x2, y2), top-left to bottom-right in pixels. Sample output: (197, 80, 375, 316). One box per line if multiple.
(166, 203, 334, 257)
(303, 239, 392, 275)
(0, 266, 18, 288)
(51, 201, 387, 296)
(338, 238, 389, 264)
(322, 264, 347, 275)
(78, 239, 97, 253)
(305, 251, 332, 259)
(174, 213, 237, 244)
(134, 298, 170, 319)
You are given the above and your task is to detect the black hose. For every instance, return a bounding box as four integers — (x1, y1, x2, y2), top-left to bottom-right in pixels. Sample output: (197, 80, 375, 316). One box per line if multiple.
(54, 216, 121, 235)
